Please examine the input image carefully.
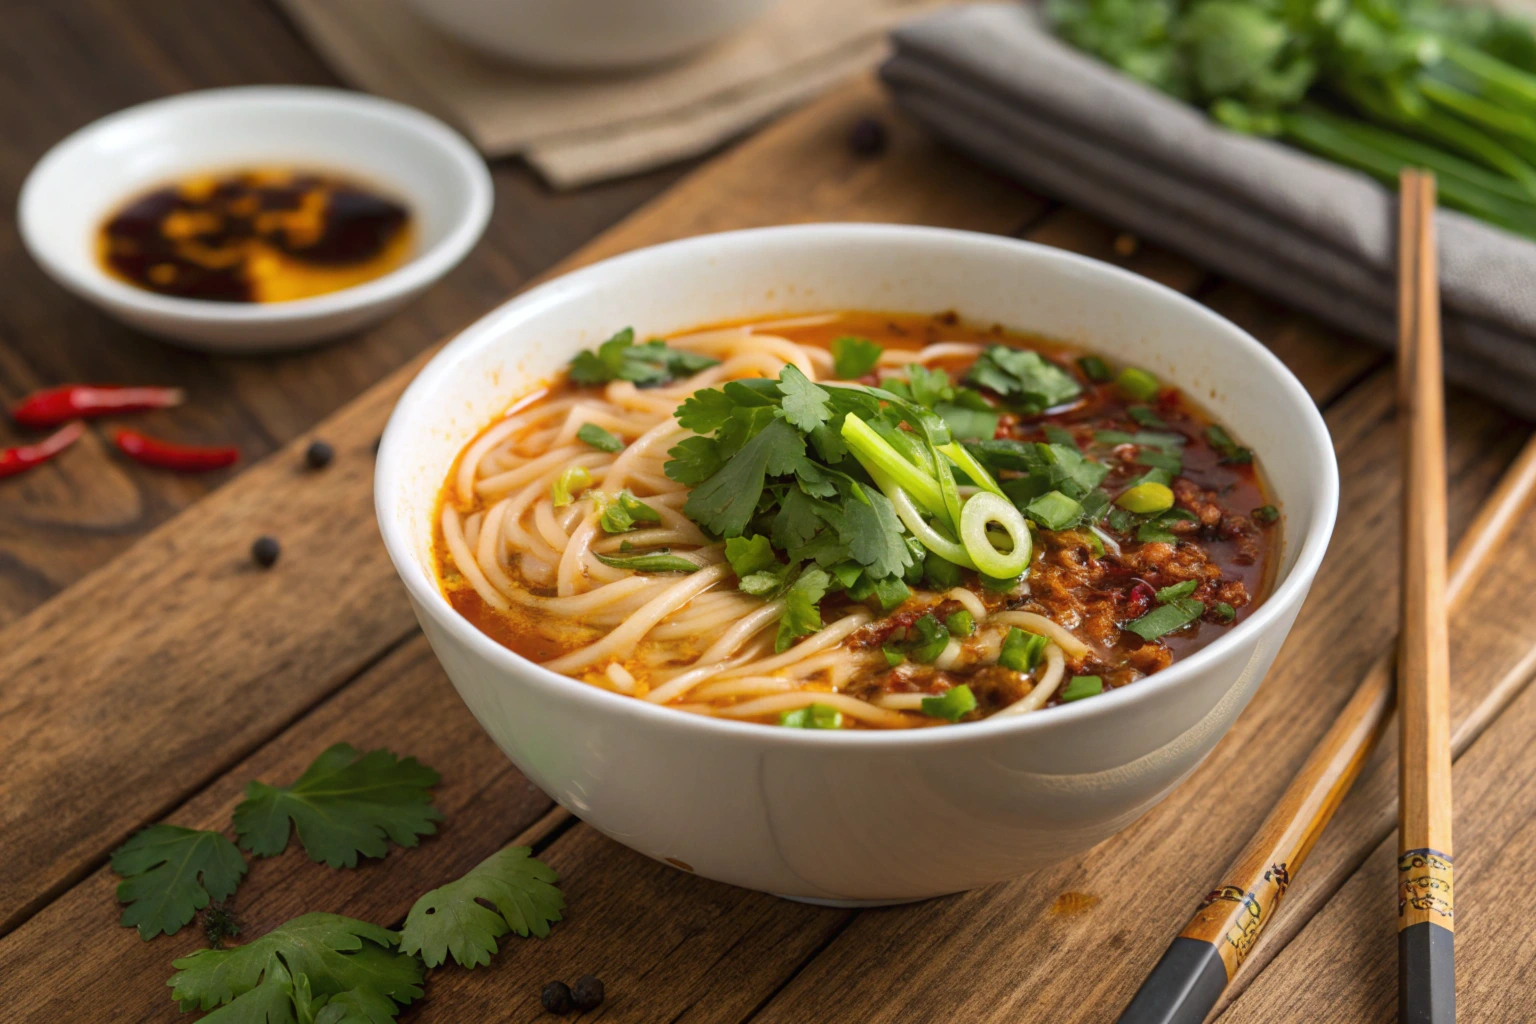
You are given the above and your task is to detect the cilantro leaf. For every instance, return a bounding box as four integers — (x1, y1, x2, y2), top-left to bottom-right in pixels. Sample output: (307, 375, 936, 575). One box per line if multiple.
(776, 365, 833, 433)
(169, 913, 424, 1015)
(674, 388, 735, 434)
(966, 345, 1083, 413)
(399, 846, 564, 969)
(569, 328, 719, 387)
(906, 364, 953, 409)
(776, 567, 831, 651)
(817, 483, 912, 580)
(111, 824, 247, 940)
(198, 955, 299, 1024)
(935, 401, 999, 440)
(663, 436, 723, 485)
(831, 336, 883, 378)
(684, 418, 806, 538)
(725, 534, 778, 578)
(233, 745, 442, 869)
(772, 488, 824, 551)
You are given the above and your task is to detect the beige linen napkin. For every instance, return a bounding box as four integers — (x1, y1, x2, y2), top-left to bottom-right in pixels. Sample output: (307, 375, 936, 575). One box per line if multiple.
(278, 0, 947, 188)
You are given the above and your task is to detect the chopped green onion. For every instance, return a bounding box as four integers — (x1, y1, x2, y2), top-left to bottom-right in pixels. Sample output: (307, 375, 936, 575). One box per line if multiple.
(938, 441, 1007, 498)
(980, 572, 1024, 593)
(888, 485, 975, 569)
(945, 609, 976, 637)
(959, 491, 1033, 578)
(594, 550, 700, 573)
(1043, 424, 1078, 448)
(599, 490, 663, 533)
(551, 466, 592, 507)
(921, 684, 977, 722)
(1077, 355, 1113, 383)
(577, 423, 624, 452)
(1128, 405, 1167, 428)
(883, 645, 905, 667)
(1024, 489, 1084, 531)
(1060, 675, 1103, 702)
(831, 335, 883, 379)
(1155, 579, 1199, 602)
(1132, 467, 1173, 489)
(908, 614, 951, 664)
(1253, 504, 1280, 524)
(923, 551, 963, 590)
(1125, 598, 1204, 640)
(870, 575, 911, 613)
(1214, 602, 1236, 623)
(1094, 429, 1136, 446)
(1117, 367, 1160, 402)
(1116, 481, 1174, 514)
(1079, 527, 1106, 557)
(1206, 424, 1253, 465)
(1136, 448, 1182, 476)
(780, 704, 844, 729)
(841, 413, 948, 524)
(999, 627, 1048, 672)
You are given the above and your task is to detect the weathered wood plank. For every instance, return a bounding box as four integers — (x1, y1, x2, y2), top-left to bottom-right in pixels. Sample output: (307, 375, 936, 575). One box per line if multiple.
(735, 375, 1523, 1024)
(0, 78, 1046, 937)
(0, 0, 684, 626)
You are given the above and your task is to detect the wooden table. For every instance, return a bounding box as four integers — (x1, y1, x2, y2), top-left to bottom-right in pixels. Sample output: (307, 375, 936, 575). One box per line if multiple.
(6, 4, 1536, 1022)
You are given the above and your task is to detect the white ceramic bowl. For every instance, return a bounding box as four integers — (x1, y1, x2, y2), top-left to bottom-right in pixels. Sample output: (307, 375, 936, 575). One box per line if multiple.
(376, 225, 1338, 904)
(18, 87, 492, 353)
(404, 0, 780, 70)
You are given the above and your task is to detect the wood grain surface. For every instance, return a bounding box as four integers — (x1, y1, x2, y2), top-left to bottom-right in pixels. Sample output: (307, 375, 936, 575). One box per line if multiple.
(7, 9, 1536, 1023)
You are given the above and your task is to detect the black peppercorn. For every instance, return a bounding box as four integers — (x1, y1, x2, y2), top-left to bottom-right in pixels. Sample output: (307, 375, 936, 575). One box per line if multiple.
(541, 981, 574, 1015)
(304, 439, 334, 469)
(571, 975, 605, 1011)
(848, 116, 888, 157)
(251, 536, 281, 568)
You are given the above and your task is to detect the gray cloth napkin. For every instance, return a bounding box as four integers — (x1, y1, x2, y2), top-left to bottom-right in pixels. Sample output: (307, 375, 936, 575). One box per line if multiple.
(881, 2, 1536, 418)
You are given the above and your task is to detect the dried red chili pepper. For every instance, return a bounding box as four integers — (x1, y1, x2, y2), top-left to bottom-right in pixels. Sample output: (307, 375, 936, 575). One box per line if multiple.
(113, 430, 238, 472)
(0, 421, 85, 479)
(12, 385, 184, 428)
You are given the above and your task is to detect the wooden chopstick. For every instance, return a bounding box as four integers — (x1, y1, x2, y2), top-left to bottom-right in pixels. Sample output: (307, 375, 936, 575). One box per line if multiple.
(1396, 168, 1455, 1023)
(1118, 170, 1488, 1024)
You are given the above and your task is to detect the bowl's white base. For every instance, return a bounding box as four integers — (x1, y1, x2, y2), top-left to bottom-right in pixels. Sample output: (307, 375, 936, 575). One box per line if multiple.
(773, 893, 932, 908)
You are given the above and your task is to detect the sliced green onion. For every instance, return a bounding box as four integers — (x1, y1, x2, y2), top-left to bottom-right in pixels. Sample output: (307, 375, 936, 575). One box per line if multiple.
(908, 614, 951, 664)
(921, 684, 977, 722)
(980, 572, 1025, 593)
(1125, 598, 1204, 640)
(1077, 355, 1113, 383)
(1155, 579, 1198, 602)
(1205, 424, 1253, 464)
(1116, 481, 1174, 514)
(1060, 675, 1104, 702)
(959, 491, 1032, 579)
(1024, 490, 1083, 531)
(594, 550, 700, 573)
(888, 485, 976, 569)
(935, 447, 966, 543)
(938, 441, 1007, 498)
(1117, 366, 1160, 402)
(1253, 504, 1280, 524)
(1128, 405, 1166, 428)
(945, 609, 976, 637)
(599, 490, 663, 534)
(576, 423, 624, 452)
(923, 550, 963, 589)
(1136, 448, 1182, 476)
(780, 703, 844, 728)
(1214, 602, 1237, 623)
(552, 466, 592, 507)
(869, 575, 911, 613)
(841, 413, 948, 523)
(1042, 424, 1078, 448)
(999, 627, 1048, 672)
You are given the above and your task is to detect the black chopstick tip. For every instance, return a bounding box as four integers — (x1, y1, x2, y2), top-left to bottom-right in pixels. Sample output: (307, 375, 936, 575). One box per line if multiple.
(1399, 922, 1455, 1024)
(1117, 937, 1228, 1024)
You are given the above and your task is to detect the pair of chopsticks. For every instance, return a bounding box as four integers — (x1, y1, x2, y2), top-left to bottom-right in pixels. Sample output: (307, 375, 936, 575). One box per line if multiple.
(1119, 171, 1476, 1023)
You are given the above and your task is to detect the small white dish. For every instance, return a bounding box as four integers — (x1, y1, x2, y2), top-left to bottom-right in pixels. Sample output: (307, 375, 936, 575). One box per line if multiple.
(376, 224, 1340, 903)
(18, 86, 492, 353)
(404, 0, 781, 70)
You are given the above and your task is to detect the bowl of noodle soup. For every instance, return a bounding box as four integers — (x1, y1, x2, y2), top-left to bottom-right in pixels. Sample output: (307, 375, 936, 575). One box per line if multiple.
(376, 225, 1337, 903)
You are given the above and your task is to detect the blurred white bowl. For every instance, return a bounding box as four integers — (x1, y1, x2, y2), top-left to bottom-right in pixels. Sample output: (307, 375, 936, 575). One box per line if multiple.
(375, 224, 1339, 904)
(18, 86, 492, 353)
(404, 0, 781, 70)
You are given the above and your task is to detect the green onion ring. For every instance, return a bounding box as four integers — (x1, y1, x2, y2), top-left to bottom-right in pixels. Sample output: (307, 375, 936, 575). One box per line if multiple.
(888, 485, 977, 570)
(959, 492, 1032, 578)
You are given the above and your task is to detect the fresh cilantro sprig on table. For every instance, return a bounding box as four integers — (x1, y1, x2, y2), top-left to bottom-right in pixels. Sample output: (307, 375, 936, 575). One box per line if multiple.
(234, 744, 443, 869)
(111, 825, 247, 940)
(399, 846, 565, 968)
(568, 327, 720, 387)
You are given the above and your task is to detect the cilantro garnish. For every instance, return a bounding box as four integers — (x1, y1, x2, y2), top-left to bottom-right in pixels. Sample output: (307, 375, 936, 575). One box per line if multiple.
(169, 912, 424, 1016)
(777, 567, 831, 650)
(233, 744, 443, 869)
(683, 417, 806, 538)
(831, 335, 883, 378)
(111, 825, 247, 940)
(725, 534, 778, 578)
(399, 846, 564, 969)
(965, 345, 1083, 413)
(568, 327, 719, 387)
